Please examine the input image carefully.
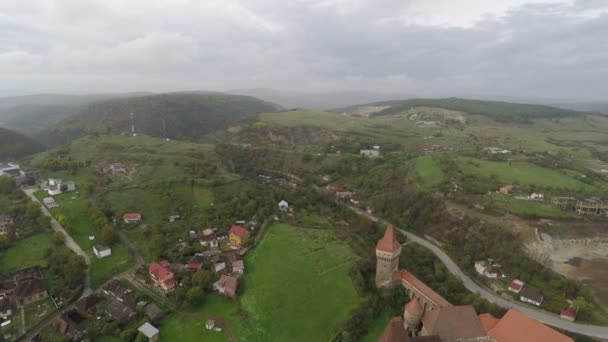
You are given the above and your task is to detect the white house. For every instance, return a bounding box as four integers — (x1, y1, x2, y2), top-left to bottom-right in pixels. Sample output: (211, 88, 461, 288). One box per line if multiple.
(47, 178, 63, 196)
(474, 260, 500, 278)
(93, 244, 112, 258)
(232, 260, 245, 274)
(360, 149, 380, 158)
(278, 200, 289, 211)
(65, 181, 76, 192)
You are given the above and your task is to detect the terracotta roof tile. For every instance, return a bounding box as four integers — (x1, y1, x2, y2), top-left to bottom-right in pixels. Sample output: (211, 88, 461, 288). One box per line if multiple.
(479, 313, 500, 333)
(421, 305, 485, 340)
(229, 225, 247, 238)
(376, 225, 401, 253)
(487, 309, 573, 342)
(149, 262, 172, 280)
(400, 270, 450, 308)
(377, 317, 410, 342)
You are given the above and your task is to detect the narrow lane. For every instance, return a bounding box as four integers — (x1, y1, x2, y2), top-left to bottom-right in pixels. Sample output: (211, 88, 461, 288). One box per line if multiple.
(349, 206, 608, 339)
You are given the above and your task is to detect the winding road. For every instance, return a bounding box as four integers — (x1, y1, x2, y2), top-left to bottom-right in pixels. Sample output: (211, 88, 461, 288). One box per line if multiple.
(350, 206, 608, 340)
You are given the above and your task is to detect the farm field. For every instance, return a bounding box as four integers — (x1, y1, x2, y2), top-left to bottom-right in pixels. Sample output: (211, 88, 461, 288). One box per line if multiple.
(0, 233, 52, 272)
(415, 155, 444, 185)
(456, 157, 595, 191)
(239, 223, 362, 342)
(486, 193, 577, 219)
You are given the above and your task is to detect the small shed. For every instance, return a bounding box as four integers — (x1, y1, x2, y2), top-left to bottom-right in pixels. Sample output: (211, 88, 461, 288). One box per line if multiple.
(138, 322, 160, 342)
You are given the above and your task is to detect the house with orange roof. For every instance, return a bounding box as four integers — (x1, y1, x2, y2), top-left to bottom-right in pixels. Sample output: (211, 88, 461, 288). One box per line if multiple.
(484, 309, 573, 342)
(228, 225, 249, 248)
(148, 262, 175, 292)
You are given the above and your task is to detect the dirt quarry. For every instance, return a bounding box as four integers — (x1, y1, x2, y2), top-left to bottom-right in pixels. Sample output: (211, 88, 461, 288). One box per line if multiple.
(529, 220, 608, 307)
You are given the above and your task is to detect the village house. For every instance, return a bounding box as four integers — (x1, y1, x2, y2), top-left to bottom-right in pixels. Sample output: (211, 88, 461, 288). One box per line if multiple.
(0, 297, 12, 318)
(15, 278, 49, 307)
(186, 255, 204, 271)
(278, 200, 289, 211)
(93, 244, 112, 258)
(104, 298, 135, 322)
(228, 225, 249, 248)
(213, 274, 239, 298)
(75, 294, 104, 316)
(102, 279, 134, 303)
(51, 310, 88, 341)
(214, 261, 227, 274)
(199, 231, 219, 248)
(148, 262, 176, 292)
(231, 260, 245, 275)
(417, 144, 446, 154)
(520, 286, 544, 306)
(138, 322, 160, 342)
(474, 260, 500, 278)
(42, 196, 59, 208)
(144, 303, 164, 321)
(484, 147, 512, 155)
(0, 214, 13, 235)
(360, 149, 380, 158)
(47, 178, 63, 196)
(515, 193, 544, 201)
(498, 184, 514, 195)
(508, 280, 524, 293)
(560, 308, 576, 322)
(123, 212, 142, 224)
(575, 198, 608, 217)
(0, 163, 21, 178)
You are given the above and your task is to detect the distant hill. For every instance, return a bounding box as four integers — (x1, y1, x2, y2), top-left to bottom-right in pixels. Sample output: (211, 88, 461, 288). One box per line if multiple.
(0, 93, 149, 135)
(335, 97, 594, 123)
(0, 127, 45, 159)
(42, 92, 280, 146)
(228, 88, 408, 110)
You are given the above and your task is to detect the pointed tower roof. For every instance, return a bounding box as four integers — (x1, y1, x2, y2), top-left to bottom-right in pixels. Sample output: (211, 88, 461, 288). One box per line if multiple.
(404, 297, 424, 317)
(376, 224, 401, 253)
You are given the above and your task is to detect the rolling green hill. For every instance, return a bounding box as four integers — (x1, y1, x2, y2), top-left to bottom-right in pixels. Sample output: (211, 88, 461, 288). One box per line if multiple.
(337, 97, 593, 123)
(0, 127, 45, 159)
(42, 92, 280, 145)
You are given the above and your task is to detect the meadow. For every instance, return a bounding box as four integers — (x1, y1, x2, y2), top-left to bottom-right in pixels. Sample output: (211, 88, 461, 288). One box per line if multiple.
(415, 155, 444, 185)
(0, 233, 52, 272)
(239, 223, 362, 341)
(456, 157, 594, 191)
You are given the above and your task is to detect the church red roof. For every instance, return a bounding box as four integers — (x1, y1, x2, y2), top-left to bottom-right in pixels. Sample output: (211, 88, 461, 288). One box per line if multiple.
(376, 225, 401, 252)
(400, 270, 451, 308)
(404, 297, 424, 317)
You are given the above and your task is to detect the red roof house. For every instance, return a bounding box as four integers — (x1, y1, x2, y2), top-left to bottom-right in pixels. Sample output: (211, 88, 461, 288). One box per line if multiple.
(487, 309, 573, 342)
(123, 213, 142, 223)
(508, 280, 524, 293)
(186, 255, 204, 271)
(560, 308, 576, 322)
(228, 225, 249, 247)
(148, 262, 175, 292)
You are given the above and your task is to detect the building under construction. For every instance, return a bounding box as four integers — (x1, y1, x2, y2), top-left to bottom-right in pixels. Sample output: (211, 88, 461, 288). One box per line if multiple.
(552, 197, 577, 210)
(576, 198, 608, 217)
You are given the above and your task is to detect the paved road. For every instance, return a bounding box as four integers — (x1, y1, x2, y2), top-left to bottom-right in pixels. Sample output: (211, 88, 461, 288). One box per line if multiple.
(23, 187, 92, 295)
(350, 206, 608, 339)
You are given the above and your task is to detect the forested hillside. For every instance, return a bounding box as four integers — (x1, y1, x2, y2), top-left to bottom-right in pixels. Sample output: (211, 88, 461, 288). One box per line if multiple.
(42, 92, 280, 145)
(338, 97, 593, 123)
(0, 127, 45, 159)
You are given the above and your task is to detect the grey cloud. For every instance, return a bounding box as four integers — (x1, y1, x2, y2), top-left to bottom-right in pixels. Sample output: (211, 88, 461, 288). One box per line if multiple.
(0, 0, 607, 100)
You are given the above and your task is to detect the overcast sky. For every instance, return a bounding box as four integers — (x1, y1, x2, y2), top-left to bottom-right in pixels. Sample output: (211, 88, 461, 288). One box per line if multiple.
(1, 0, 607, 99)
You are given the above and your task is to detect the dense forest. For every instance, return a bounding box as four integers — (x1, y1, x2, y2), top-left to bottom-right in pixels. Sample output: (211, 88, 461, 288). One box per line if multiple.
(42, 92, 280, 146)
(0, 127, 45, 160)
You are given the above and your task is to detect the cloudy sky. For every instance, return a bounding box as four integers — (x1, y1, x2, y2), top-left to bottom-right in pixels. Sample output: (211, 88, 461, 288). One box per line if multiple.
(1, 0, 607, 99)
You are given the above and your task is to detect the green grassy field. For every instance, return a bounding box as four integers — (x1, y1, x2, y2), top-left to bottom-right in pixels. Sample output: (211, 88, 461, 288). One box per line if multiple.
(239, 223, 362, 341)
(415, 155, 444, 185)
(160, 313, 228, 342)
(487, 193, 577, 218)
(0, 233, 52, 272)
(457, 157, 594, 191)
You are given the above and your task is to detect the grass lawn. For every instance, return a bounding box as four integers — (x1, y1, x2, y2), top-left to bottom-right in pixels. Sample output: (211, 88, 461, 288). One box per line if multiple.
(239, 223, 362, 341)
(23, 297, 56, 330)
(90, 243, 133, 287)
(457, 157, 594, 191)
(0, 233, 52, 272)
(415, 155, 444, 185)
(487, 193, 578, 218)
(160, 313, 228, 342)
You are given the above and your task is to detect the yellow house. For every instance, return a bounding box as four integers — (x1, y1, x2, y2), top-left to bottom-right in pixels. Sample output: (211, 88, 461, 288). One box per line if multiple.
(229, 225, 249, 247)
